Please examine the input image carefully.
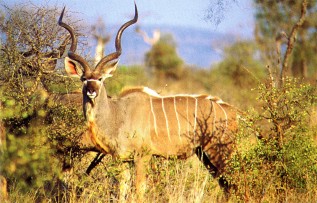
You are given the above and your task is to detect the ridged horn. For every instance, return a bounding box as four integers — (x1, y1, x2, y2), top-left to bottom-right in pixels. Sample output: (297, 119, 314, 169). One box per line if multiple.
(58, 7, 90, 73)
(95, 3, 138, 71)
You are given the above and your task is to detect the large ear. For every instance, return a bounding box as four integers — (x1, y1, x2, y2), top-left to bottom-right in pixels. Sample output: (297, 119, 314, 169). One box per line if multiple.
(100, 60, 119, 78)
(64, 57, 83, 77)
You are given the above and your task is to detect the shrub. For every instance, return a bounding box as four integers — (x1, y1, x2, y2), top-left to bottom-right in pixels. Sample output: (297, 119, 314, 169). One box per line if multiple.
(145, 34, 183, 80)
(226, 78, 317, 202)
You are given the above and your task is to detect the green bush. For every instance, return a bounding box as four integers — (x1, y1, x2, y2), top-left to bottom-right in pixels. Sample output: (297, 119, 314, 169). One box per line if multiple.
(106, 65, 148, 95)
(226, 78, 317, 202)
(0, 98, 61, 192)
(145, 34, 183, 80)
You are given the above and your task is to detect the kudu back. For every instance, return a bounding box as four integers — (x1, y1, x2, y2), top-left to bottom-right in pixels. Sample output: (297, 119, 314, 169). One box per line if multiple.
(58, 3, 238, 201)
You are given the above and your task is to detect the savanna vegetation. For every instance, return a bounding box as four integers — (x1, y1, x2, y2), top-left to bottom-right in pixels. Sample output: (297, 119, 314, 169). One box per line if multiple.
(0, 0, 316, 202)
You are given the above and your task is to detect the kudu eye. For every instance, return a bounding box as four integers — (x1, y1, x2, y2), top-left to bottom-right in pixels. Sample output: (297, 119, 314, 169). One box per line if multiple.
(98, 78, 103, 81)
(81, 76, 87, 82)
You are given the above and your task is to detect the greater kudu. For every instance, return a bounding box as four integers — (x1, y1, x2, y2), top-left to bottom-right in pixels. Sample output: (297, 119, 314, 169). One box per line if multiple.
(58, 3, 238, 201)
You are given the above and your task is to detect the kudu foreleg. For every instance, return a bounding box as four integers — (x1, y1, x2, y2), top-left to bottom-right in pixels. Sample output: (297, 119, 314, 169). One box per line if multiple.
(119, 162, 132, 202)
(85, 152, 105, 175)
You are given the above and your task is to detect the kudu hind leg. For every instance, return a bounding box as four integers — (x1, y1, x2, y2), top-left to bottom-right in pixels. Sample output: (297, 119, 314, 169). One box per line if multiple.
(134, 155, 151, 202)
(195, 147, 230, 192)
(195, 147, 219, 177)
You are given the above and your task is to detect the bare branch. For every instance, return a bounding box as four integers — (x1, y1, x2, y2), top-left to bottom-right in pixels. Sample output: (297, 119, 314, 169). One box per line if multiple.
(280, 0, 307, 86)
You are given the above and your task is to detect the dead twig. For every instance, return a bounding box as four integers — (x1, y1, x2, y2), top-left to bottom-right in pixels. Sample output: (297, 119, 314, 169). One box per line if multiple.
(279, 0, 307, 87)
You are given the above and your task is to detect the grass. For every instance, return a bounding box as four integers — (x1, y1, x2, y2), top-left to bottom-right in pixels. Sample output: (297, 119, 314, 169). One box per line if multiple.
(6, 153, 226, 203)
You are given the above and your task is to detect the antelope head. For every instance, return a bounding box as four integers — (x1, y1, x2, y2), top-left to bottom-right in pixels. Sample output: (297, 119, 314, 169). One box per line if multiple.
(58, 4, 138, 102)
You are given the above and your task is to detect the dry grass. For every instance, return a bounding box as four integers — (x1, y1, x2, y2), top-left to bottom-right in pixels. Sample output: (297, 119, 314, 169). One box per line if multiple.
(7, 153, 228, 203)
(74, 154, 226, 203)
(7, 153, 317, 203)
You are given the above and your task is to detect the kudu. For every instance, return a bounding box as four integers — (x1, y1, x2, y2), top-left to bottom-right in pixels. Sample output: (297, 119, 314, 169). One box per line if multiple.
(59, 3, 238, 201)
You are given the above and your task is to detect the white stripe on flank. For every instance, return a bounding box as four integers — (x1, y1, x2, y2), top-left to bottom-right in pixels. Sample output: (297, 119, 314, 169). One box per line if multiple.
(173, 97, 181, 140)
(186, 97, 189, 137)
(193, 98, 198, 137)
(150, 97, 158, 136)
(210, 100, 216, 134)
(216, 102, 228, 131)
(161, 98, 171, 142)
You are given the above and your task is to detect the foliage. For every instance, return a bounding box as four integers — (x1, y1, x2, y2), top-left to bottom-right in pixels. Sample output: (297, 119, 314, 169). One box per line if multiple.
(226, 78, 317, 202)
(255, 0, 316, 79)
(207, 40, 264, 109)
(145, 34, 183, 80)
(45, 97, 86, 165)
(0, 2, 86, 193)
(211, 40, 265, 88)
(106, 65, 148, 95)
(0, 87, 60, 193)
(0, 119, 60, 193)
(0, 3, 65, 116)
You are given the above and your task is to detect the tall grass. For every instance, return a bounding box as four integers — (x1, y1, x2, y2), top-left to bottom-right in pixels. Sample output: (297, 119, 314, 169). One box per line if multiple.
(6, 153, 227, 202)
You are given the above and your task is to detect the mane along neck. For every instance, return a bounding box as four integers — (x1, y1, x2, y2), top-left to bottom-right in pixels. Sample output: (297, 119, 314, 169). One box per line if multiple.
(119, 86, 230, 106)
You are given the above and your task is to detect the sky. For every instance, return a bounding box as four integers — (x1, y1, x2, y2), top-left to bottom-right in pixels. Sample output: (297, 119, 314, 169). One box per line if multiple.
(5, 0, 254, 37)
(4, 0, 255, 67)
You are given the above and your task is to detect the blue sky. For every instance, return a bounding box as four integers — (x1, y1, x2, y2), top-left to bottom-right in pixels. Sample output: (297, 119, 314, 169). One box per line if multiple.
(5, 0, 254, 37)
(4, 0, 255, 67)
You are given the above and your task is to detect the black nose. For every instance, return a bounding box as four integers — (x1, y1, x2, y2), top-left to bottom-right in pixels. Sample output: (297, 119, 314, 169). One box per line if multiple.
(87, 88, 94, 94)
